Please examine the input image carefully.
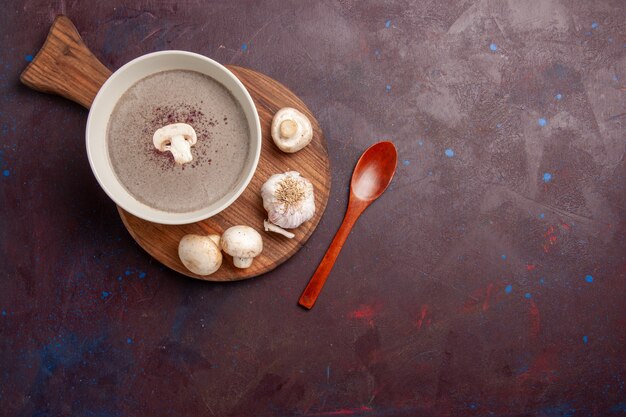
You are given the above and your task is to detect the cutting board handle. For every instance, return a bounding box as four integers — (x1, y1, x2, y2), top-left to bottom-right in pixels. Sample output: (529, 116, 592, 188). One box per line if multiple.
(20, 15, 112, 109)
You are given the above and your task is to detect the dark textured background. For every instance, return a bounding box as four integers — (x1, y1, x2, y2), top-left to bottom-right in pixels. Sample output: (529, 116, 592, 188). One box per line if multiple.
(1, 1, 625, 416)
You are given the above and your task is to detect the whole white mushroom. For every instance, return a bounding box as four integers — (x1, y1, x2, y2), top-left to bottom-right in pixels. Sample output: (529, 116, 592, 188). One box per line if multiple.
(178, 234, 222, 276)
(220, 226, 263, 268)
(270, 107, 313, 153)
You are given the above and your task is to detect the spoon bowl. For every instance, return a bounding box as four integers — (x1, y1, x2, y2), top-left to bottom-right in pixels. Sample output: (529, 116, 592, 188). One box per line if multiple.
(299, 141, 397, 309)
(351, 141, 398, 201)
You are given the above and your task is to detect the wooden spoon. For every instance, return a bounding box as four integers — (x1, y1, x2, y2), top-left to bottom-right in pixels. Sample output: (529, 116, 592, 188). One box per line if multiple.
(298, 141, 398, 309)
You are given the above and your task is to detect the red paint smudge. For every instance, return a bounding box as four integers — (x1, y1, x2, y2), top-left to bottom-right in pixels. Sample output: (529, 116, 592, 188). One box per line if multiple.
(417, 304, 429, 329)
(462, 282, 503, 313)
(526, 264, 537, 271)
(348, 304, 380, 325)
(529, 300, 540, 338)
(559, 221, 570, 230)
(311, 406, 373, 416)
(482, 283, 494, 311)
(542, 225, 558, 253)
(517, 348, 558, 383)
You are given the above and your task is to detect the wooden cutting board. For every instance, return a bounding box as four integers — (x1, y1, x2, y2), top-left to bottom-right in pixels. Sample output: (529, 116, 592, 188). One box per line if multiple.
(21, 16, 331, 281)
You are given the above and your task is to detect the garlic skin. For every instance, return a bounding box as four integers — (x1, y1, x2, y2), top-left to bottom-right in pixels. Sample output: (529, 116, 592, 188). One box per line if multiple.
(261, 171, 315, 229)
(264, 219, 295, 239)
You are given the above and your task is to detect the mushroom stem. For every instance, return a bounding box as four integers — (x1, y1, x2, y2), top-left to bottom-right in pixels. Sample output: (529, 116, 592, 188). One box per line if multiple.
(279, 119, 298, 138)
(169, 134, 193, 164)
(233, 257, 253, 268)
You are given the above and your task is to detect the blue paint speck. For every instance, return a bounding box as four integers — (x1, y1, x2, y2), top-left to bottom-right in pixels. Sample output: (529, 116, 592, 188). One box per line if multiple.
(613, 74, 619, 81)
(2, 169, 9, 177)
(501, 254, 507, 260)
(539, 213, 545, 219)
(374, 49, 380, 57)
(386, 84, 391, 92)
(505, 285, 513, 294)
(428, 170, 433, 176)
(539, 278, 545, 285)
(385, 20, 391, 28)
(585, 275, 593, 283)
(610, 403, 626, 412)
(127, 338, 133, 344)
(1, 310, 6, 316)
(117, 276, 123, 281)
(417, 140, 424, 146)
(125, 269, 132, 276)
(555, 93, 562, 100)
(525, 293, 532, 299)
(538, 118, 547, 127)
(25, 54, 33, 62)
(469, 403, 477, 410)
(582, 335, 588, 344)
(241, 43, 248, 52)
(543, 172, 552, 183)
(101, 291, 110, 299)
(138, 271, 146, 279)
(591, 22, 598, 29)
(444, 148, 454, 157)
(403, 160, 410, 166)
(496, 123, 502, 128)
(490, 43, 497, 51)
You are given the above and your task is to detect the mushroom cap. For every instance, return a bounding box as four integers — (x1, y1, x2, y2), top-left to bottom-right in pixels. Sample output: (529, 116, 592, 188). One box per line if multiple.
(153, 123, 197, 150)
(178, 234, 222, 276)
(221, 226, 263, 258)
(270, 107, 313, 153)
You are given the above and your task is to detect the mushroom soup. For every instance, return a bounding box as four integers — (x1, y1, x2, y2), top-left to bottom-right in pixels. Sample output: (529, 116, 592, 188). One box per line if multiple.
(106, 70, 250, 213)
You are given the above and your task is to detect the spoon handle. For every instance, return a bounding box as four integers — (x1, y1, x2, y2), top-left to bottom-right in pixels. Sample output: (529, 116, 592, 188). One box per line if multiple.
(298, 202, 365, 309)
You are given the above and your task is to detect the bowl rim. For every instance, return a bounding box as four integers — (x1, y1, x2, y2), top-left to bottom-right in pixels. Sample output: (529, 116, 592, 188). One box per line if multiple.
(85, 50, 262, 225)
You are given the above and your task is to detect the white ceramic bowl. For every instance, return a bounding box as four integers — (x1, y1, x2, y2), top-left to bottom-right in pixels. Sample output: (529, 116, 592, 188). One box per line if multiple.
(86, 51, 261, 225)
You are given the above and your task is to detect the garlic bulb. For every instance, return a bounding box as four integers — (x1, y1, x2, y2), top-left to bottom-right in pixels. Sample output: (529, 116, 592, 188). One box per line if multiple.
(261, 171, 315, 229)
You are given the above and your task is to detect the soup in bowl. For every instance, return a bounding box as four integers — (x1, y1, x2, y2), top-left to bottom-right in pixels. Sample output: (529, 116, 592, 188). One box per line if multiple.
(86, 51, 262, 225)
